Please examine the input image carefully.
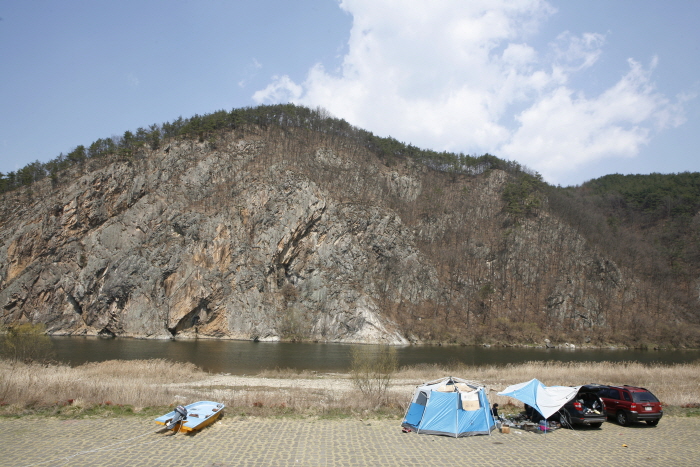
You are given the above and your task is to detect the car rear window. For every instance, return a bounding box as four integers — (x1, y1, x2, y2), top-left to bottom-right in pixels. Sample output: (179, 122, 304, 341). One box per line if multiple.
(631, 391, 659, 403)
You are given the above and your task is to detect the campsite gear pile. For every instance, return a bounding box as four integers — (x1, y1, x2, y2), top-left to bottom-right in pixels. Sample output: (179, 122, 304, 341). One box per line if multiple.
(498, 416, 560, 433)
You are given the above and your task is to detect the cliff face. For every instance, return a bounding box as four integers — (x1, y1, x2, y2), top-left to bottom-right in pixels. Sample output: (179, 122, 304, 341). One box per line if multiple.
(0, 127, 694, 345)
(1, 133, 428, 343)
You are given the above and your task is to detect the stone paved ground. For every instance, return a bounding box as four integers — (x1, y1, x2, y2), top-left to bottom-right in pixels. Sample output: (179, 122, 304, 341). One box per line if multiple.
(1, 415, 698, 467)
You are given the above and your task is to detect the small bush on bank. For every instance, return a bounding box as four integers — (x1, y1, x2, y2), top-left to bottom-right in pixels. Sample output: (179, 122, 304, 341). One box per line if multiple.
(0, 323, 54, 363)
(350, 345, 398, 408)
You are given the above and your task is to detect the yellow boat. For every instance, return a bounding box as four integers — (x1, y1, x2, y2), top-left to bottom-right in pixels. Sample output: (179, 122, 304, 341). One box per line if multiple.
(155, 401, 225, 432)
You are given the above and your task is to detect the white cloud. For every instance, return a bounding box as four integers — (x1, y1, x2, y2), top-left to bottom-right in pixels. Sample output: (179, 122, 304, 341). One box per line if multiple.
(551, 31, 605, 72)
(253, 0, 687, 184)
(252, 75, 302, 103)
(127, 73, 140, 87)
(498, 58, 675, 182)
(238, 58, 263, 88)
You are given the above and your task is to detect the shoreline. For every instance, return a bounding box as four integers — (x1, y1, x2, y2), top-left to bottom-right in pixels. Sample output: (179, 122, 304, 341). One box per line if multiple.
(46, 333, 700, 351)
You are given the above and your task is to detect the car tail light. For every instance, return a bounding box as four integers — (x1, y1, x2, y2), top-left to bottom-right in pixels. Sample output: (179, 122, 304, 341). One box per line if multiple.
(630, 403, 637, 410)
(573, 402, 582, 411)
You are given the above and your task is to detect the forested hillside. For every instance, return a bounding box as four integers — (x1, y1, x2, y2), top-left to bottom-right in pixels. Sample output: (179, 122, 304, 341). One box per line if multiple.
(1, 105, 698, 347)
(548, 173, 700, 336)
(0, 105, 527, 195)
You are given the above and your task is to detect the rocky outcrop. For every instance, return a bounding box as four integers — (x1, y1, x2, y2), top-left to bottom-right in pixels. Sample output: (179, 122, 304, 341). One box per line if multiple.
(1, 133, 439, 343)
(0, 127, 681, 344)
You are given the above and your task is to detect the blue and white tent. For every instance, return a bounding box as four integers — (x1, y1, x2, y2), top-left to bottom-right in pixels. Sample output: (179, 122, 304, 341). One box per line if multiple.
(401, 376, 496, 437)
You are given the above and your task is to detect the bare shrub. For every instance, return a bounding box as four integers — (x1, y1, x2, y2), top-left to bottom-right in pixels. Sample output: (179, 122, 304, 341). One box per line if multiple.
(280, 283, 298, 303)
(350, 345, 398, 408)
(277, 306, 312, 342)
(0, 323, 54, 363)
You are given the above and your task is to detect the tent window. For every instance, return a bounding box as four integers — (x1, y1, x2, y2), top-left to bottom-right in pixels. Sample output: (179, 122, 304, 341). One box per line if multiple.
(461, 390, 480, 411)
(416, 391, 428, 406)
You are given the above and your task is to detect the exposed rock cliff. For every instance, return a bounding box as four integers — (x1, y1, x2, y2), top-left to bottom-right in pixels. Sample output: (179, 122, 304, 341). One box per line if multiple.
(0, 125, 694, 345)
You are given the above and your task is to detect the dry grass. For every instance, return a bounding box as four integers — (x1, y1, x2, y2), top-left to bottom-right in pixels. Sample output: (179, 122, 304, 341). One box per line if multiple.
(0, 359, 204, 414)
(394, 360, 700, 408)
(2, 358, 698, 418)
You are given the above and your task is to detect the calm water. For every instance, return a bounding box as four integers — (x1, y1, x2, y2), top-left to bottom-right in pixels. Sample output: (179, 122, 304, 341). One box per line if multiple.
(49, 337, 699, 374)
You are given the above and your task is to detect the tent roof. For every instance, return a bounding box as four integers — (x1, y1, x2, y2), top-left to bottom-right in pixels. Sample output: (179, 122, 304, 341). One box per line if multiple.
(416, 376, 484, 392)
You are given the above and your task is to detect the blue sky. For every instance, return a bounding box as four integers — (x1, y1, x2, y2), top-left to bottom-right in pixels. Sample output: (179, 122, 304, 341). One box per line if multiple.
(1, 0, 698, 187)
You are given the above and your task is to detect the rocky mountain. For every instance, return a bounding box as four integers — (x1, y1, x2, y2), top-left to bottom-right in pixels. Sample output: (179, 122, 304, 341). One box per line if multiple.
(1, 107, 698, 346)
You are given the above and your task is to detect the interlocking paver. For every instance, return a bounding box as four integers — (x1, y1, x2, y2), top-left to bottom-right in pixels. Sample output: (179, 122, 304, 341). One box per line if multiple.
(1, 415, 697, 466)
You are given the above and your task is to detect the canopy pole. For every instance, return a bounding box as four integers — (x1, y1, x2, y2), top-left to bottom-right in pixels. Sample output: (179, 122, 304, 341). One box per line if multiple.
(455, 390, 459, 438)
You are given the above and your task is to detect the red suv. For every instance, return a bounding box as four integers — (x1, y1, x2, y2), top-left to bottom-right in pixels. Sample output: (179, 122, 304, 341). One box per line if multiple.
(596, 385, 663, 426)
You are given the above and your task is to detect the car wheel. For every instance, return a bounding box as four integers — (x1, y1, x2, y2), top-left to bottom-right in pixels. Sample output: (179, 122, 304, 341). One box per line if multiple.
(560, 411, 572, 428)
(616, 411, 629, 426)
(645, 420, 659, 426)
(589, 422, 602, 428)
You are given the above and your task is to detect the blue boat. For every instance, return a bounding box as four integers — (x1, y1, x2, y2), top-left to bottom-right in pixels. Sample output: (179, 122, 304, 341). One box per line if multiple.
(155, 401, 225, 432)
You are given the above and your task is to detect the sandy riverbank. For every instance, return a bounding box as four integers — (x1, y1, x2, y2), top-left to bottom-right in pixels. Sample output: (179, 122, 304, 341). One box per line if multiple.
(2, 359, 699, 416)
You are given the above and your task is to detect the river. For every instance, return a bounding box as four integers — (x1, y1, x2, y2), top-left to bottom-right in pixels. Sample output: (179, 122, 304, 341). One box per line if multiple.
(48, 337, 699, 374)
